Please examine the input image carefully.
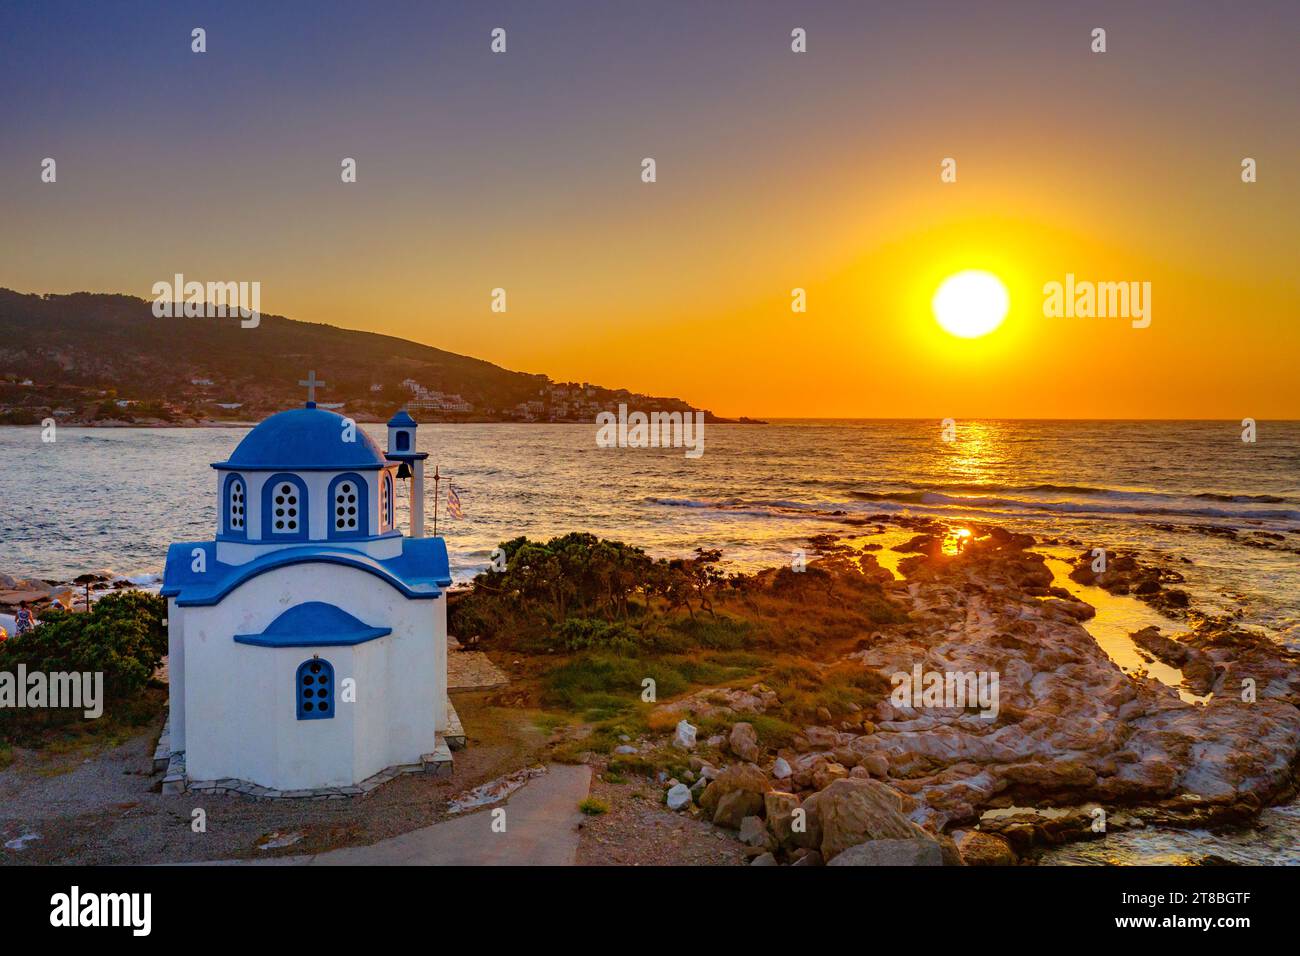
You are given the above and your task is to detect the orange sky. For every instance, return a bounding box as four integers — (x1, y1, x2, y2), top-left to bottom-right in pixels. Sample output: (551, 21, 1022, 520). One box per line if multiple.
(3, 2, 1296, 418)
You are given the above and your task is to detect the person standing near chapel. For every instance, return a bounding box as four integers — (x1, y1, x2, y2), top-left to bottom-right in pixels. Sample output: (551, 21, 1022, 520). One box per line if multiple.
(14, 600, 35, 637)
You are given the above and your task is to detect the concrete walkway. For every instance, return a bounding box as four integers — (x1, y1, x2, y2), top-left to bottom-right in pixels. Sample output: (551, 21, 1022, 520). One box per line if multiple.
(196, 764, 592, 866)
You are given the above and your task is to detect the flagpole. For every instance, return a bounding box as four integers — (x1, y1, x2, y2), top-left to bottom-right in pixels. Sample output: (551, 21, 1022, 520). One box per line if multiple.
(432, 464, 441, 537)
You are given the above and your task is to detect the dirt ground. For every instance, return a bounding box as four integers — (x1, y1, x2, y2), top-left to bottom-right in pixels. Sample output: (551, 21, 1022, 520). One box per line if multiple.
(575, 765, 748, 866)
(0, 690, 553, 865)
(0, 688, 743, 866)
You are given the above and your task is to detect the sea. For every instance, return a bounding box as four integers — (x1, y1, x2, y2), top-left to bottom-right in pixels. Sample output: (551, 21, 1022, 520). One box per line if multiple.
(2, 419, 1294, 639)
(0, 418, 1297, 863)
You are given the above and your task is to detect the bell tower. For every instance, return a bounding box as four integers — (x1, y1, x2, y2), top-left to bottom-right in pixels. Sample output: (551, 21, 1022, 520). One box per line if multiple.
(386, 410, 429, 537)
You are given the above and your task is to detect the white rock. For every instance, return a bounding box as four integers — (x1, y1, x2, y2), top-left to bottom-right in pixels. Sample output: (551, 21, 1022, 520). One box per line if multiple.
(666, 783, 693, 811)
(672, 719, 698, 751)
(772, 757, 793, 780)
(613, 745, 638, 754)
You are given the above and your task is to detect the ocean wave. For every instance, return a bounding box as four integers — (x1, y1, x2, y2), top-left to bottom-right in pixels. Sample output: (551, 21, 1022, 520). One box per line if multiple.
(859, 491, 1300, 522)
(653, 493, 1300, 526)
(852, 484, 1290, 505)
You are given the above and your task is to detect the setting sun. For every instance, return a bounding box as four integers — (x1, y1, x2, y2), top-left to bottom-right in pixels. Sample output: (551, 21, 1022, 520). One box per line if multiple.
(932, 270, 1010, 339)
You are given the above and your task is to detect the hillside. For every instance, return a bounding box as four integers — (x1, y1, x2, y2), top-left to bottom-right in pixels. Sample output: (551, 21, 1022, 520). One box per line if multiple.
(0, 289, 738, 425)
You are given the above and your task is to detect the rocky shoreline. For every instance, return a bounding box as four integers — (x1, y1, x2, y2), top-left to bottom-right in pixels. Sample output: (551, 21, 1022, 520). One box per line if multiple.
(612, 523, 1300, 865)
(0, 570, 142, 618)
(5, 518, 1297, 866)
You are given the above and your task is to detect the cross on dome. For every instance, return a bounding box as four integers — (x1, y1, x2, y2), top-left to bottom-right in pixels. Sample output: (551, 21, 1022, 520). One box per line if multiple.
(299, 370, 326, 407)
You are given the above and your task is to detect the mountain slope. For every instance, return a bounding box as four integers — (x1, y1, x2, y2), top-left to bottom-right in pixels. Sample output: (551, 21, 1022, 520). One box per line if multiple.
(0, 289, 722, 423)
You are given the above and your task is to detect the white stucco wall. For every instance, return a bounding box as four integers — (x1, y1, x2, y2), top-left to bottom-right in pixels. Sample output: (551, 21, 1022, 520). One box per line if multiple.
(177, 561, 444, 791)
(215, 534, 402, 566)
(166, 596, 185, 753)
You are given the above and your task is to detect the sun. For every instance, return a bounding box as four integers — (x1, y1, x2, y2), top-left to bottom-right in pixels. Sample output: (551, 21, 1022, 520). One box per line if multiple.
(932, 270, 1010, 338)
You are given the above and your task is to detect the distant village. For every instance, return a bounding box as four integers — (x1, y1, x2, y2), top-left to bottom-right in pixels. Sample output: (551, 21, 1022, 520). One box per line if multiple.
(0, 371, 742, 426)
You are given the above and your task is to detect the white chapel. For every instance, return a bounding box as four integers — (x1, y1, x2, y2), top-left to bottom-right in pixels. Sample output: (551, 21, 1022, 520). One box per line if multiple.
(160, 379, 454, 795)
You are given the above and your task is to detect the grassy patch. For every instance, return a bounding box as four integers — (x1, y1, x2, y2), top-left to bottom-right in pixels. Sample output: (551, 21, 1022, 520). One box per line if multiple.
(762, 659, 889, 724)
(578, 797, 609, 815)
(541, 649, 762, 717)
(542, 654, 683, 712)
(1, 687, 165, 756)
(746, 713, 802, 748)
(666, 614, 756, 651)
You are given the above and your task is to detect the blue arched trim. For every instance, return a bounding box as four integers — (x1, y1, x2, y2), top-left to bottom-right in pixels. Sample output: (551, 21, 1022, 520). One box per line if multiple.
(164, 542, 448, 606)
(222, 472, 247, 539)
(262, 473, 309, 540)
(383, 472, 395, 529)
(296, 658, 334, 720)
(327, 472, 369, 539)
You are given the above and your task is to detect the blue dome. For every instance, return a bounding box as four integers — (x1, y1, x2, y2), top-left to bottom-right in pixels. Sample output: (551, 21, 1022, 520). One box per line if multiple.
(215, 407, 388, 471)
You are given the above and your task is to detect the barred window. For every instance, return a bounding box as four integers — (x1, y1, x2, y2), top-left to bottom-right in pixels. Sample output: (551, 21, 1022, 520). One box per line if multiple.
(296, 658, 334, 720)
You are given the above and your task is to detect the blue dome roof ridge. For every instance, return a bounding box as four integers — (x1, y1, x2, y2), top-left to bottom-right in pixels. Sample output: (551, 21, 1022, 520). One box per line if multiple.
(234, 601, 392, 647)
(388, 409, 418, 427)
(215, 406, 387, 471)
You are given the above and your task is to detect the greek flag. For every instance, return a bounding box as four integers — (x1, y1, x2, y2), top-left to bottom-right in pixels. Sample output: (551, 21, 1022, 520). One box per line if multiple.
(446, 484, 464, 519)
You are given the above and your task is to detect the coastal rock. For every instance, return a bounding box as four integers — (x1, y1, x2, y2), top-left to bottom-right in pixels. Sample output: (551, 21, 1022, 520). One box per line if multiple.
(802, 726, 841, 750)
(860, 752, 890, 778)
(738, 815, 772, 848)
(816, 778, 928, 861)
(713, 790, 764, 829)
(954, 829, 1017, 866)
(1183, 623, 1300, 706)
(827, 838, 945, 867)
(658, 684, 779, 724)
(672, 719, 697, 751)
(665, 783, 693, 811)
(729, 722, 760, 762)
(698, 763, 771, 823)
(764, 791, 802, 846)
(1131, 626, 1189, 666)
(852, 533, 1300, 842)
(682, 529, 1300, 858)
(812, 761, 849, 790)
(793, 790, 825, 850)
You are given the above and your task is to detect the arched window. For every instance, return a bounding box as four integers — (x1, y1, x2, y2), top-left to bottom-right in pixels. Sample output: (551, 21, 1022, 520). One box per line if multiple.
(296, 658, 334, 720)
(224, 473, 247, 538)
(262, 474, 308, 539)
(328, 473, 369, 538)
(396, 430, 410, 451)
(382, 472, 394, 530)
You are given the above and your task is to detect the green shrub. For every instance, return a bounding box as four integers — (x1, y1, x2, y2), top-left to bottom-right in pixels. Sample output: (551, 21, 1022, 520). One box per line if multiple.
(554, 617, 645, 655)
(0, 590, 167, 730)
